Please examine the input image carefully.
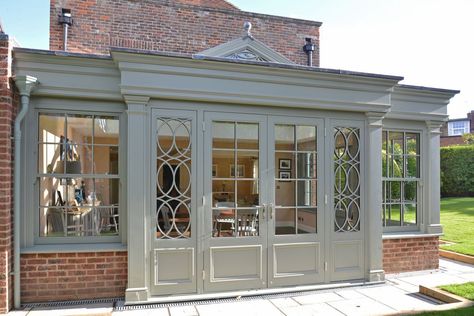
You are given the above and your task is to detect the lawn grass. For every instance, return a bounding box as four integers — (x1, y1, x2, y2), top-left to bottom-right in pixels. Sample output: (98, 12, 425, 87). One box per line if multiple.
(439, 282, 474, 300)
(440, 197, 474, 256)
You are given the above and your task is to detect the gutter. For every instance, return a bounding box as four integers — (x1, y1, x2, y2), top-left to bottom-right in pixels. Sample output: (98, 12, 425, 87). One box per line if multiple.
(13, 75, 38, 309)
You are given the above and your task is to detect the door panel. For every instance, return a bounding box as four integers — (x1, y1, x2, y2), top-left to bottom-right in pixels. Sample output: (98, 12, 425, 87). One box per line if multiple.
(268, 117, 325, 287)
(203, 113, 268, 293)
(328, 121, 365, 281)
(150, 109, 197, 296)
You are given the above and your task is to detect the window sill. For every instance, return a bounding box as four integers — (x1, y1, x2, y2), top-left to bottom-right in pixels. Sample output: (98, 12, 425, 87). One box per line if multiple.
(382, 232, 442, 240)
(21, 243, 127, 254)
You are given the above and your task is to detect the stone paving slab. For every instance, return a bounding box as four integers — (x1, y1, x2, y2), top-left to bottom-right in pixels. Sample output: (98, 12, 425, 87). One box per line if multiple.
(277, 302, 345, 316)
(292, 292, 343, 305)
(195, 299, 283, 316)
(327, 297, 396, 316)
(114, 308, 169, 315)
(356, 285, 437, 312)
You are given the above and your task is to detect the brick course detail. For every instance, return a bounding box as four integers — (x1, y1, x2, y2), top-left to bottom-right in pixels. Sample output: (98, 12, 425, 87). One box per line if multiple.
(49, 0, 320, 66)
(383, 237, 439, 274)
(20, 251, 127, 303)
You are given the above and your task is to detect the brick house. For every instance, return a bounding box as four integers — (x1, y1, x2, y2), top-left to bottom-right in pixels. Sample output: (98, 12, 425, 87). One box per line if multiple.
(0, 0, 459, 311)
(440, 110, 474, 146)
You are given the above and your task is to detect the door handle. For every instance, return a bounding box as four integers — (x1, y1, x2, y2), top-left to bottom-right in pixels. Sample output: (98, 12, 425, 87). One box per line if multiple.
(268, 203, 274, 220)
(260, 204, 267, 220)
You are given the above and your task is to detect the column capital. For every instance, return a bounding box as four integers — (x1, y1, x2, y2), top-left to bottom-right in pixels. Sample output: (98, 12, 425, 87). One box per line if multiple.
(14, 75, 38, 96)
(426, 120, 444, 134)
(123, 95, 150, 106)
(366, 111, 386, 127)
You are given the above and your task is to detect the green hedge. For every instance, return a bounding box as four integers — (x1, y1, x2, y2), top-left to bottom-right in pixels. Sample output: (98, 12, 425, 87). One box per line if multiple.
(440, 145, 474, 197)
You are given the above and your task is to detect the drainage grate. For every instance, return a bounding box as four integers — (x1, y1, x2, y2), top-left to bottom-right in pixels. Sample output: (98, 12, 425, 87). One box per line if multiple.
(22, 297, 122, 309)
(114, 284, 381, 311)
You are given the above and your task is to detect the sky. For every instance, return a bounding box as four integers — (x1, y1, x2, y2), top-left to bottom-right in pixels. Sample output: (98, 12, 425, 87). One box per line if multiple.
(1, 0, 473, 119)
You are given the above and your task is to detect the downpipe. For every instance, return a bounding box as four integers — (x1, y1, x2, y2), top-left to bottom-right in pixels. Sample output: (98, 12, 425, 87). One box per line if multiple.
(13, 76, 37, 309)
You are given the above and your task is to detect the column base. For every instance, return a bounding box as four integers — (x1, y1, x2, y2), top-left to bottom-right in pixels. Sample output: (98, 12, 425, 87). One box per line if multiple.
(125, 287, 149, 303)
(369, 269, 385, 282)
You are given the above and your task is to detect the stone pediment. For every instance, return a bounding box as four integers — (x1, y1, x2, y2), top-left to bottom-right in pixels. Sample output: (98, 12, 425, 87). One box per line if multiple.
(197, 35, 294, 64)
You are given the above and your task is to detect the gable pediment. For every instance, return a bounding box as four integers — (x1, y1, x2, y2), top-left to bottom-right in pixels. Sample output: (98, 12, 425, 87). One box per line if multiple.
(197, 35, 294, 64)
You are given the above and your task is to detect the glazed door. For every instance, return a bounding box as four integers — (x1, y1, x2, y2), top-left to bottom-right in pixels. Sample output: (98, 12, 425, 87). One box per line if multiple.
(267, 117, 326, 287)
(203, 112, 269, 292)
(150, 109, 198, 296)
(328, 119, 365, 281)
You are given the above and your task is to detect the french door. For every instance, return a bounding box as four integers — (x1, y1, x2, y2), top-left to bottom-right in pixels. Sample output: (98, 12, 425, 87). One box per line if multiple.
(149, 107, 365, 297)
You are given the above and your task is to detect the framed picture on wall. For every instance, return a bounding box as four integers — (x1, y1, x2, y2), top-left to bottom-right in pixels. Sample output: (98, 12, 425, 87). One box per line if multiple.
(279, 159, 291, 170)
(212, 165, 217, 177)
(279, 171, 291, 181)
(230, 164, 245, 177)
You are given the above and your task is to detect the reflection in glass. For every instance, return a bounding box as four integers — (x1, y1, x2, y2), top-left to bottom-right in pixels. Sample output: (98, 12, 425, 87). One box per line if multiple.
(404, 204, 417, 226)
(275, 180, 295, 207)
(66, 114, 93, 144)
(237, 123, 258, 149)
(213, 122, 234, 149)
(275, 125, 295, 151)
(296, 125, 316, 151)
(94, 116, 119, 145)
(297, 180, 317, 207)
(237, 151, 258, 178)
(297, 152, 316, 179)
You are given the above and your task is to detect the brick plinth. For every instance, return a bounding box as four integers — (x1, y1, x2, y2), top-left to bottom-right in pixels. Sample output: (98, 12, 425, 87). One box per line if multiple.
(20, 251, 127, 303)
(383, 237, 439, 274)
(49, 0, 320, 66)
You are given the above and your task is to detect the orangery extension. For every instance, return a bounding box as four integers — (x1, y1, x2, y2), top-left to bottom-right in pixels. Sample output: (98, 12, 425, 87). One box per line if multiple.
(0, 0, 458, 312)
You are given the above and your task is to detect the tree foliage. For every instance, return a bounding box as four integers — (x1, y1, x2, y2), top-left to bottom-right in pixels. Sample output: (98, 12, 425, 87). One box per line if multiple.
(440, 145, 474, 197)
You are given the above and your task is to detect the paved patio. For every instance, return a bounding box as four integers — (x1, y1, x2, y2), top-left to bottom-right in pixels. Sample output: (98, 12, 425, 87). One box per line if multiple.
(8, 258, 474, 316)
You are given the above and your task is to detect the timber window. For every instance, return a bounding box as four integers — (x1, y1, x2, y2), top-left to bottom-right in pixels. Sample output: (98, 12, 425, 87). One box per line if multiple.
(38, 112, 120, 238)
(382, 131, 420, 229)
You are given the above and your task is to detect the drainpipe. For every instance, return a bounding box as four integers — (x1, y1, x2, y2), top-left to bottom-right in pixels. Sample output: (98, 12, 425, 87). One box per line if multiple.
(58, 9, 73, 51)
(303, 37, 315, 67)
(13, 75, 38, 309)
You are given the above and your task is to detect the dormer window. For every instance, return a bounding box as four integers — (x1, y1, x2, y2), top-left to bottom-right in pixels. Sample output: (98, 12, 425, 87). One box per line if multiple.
(448, 120, 470, 136)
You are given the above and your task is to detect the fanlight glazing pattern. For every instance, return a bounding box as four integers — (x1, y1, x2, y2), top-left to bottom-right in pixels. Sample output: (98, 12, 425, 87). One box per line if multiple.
(334, 127, 360, 232)
(156, 118, 192, 239)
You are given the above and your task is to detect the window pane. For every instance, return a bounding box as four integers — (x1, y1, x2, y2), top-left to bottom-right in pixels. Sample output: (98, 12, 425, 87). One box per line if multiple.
(237, 151, 258, 179)
(66, 114, 93, 144)
(275, 208, 296, 235)
(212, 208, 235, 237)
(403, 204, 417, 226)
(297, 180, 317, 207)
(94, 116, 119, 145)
(385, 204, 401, 226)
(297, 208, 317, 234)
(296, 125, 316, 151)
(237, 123, 258, 150)
(275, 125, 295, 151)
(236, 180, 259, 207)
(406, 155, 419, 178)
(275, 180, 295, 207)
(213, 122, 234, 149)
(212, 180, 235, 205)
(66, 145, 92, 174)
(275, 152, 295, 176)
(297, 152, 317, 179)
(93, 146, 119, 175)
(39, 113, 64, 143)
(388, 181, 401, 203)
(406, 133, 419, 155)
(237, 209, 259, 236)
(388, 132, 403, 155)
(404, 181, 417, 203)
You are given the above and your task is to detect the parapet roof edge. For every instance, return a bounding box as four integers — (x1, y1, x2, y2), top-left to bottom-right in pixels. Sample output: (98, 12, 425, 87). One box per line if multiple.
(396, 84, 460, 96)
(14, 47, 404, 82)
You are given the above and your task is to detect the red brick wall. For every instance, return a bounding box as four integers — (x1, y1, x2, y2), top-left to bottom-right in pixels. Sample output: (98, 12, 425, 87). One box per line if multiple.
(20, 251, 127, 303)
(49, 0, 320, 66)
(383, 237, 439, 274)
(440, 135, 464, 147)
(0, 32, 18, 314)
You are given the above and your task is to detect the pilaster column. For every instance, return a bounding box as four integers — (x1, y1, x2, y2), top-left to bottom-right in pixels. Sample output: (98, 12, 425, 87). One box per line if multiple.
(366, 112, 385, 282)
(425, 121, 444, 235)
(124, 95, 150, 302)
